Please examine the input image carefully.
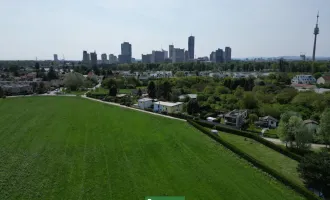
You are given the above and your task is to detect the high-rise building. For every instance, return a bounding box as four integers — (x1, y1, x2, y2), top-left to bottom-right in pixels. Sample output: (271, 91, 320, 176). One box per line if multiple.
(142, 54, 152, 63)
(54, 54, 58, 62)
(118, 55, 131, 64)
(151, 51, 165, 63)
(169, 45, 174, 59)
(119, 42, 132, 63)
(225, 47, 232, 62)
(162, 50, 168, 59)
(215, 48, 224, 63)
(101, 53, 108, 64)
(210, 51, 215, 62)
(184, 50, 189, 62)
(90, 51, 97, 66)
(109, 54, 117, 64)
(312, 12, 320, 62)
(188, 36, 195, 60)
(172, 48, 185, 63)
(83, 51, 90, 64)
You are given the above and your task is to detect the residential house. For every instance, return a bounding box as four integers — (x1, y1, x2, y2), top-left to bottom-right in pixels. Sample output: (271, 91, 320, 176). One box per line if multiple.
(255, 116, 278, 129)
(224, 110, 248, 128)
(153, 101, 183, 113)
(179, 94, 197, 101)
(317, 76, 330, 85)
(291, 75, 316, 84)
(138, 98, 153, 109)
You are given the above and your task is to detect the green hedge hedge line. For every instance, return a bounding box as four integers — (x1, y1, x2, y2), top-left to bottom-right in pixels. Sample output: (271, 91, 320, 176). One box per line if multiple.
(264, 132, 279, 139)
(187, 120, 319, 200)
(195, 120, 302, 162)
(86, 92, 107, 99)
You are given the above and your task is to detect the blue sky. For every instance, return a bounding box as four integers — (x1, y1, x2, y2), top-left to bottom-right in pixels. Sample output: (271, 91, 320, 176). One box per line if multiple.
(0, 0, 329, 60)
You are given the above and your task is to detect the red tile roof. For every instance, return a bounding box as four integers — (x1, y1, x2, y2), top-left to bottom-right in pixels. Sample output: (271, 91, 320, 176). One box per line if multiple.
(321, 76, 330, 82)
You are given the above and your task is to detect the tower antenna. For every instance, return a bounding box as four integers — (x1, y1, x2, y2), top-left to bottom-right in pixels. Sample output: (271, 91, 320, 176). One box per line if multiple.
(312, 11, 320, 62)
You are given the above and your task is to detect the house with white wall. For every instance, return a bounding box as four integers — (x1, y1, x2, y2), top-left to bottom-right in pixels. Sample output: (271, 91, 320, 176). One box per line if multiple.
(153, 101, 183, 113)
(317, 76, 330, 85)
(138, 98, 153, 109)
(291, 75, 316, 84)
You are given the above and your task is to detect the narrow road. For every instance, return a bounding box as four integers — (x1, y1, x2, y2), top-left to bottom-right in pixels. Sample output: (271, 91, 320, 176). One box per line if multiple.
(263, 137, 326, 149)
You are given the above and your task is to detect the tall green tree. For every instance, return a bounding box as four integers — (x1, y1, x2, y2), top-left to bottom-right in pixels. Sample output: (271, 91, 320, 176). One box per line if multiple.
(277, 112, 300, 147)
(318, 108, 330, 148)
(298, 150, 330, 198)
(109, 85, 117, 97)
(162, 81, 172, 101)
(47, 66, 57, 80)
(239, 92, 258, 110)
(147, 81, 156, 99)
(63, 72, 85, 91)
(137, 88, 142, 97)
(289, 116, 312, 150)
(187, 99, 200, 115)
(0, 86, 4, 97)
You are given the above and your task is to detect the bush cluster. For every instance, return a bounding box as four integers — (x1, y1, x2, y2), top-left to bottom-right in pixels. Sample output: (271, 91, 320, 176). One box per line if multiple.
(187, 120, 319, 200)
(195, 120, 302, 161)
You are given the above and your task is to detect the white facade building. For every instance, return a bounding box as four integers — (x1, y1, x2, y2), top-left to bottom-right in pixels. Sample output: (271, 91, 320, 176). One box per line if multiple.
(291, 75, 316, 84)
(153, 101, 183, 113)
(138, 98, 153, 109)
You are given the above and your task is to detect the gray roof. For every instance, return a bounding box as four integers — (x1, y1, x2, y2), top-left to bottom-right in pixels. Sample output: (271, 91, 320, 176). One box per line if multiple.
(260, 116, 278, 122)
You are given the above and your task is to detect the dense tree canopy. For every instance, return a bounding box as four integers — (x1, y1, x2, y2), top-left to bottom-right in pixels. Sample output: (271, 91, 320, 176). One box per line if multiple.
(298, 151, 330, 198)
(64, 72, 85, 91)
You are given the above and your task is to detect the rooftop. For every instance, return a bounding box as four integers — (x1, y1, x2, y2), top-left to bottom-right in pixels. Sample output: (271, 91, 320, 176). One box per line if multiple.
(303, 119, 318, 125)
(138, 98, 152, 102)
(154, 101, 183, 107)
(320, 76, 330, 81)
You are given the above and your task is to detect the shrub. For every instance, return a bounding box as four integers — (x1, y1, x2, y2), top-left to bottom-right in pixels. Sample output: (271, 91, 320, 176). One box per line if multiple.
(187, 120, 319, 200)
(194, 120, 302, 162)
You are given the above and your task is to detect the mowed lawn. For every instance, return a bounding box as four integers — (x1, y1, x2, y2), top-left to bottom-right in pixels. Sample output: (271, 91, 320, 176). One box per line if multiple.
(0, 97, 304, 200)
(219, 132, 302, 186)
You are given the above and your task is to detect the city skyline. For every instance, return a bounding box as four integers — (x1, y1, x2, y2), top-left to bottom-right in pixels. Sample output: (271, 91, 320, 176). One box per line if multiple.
(1, 0, 330, 60)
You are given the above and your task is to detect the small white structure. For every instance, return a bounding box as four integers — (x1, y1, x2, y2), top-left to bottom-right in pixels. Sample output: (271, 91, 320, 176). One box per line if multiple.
(291, 75, 316, 84)
(138, 98, 153, 109)
(153, 101, 183, 113)
(179, 94, 197, 101)
(211, 129, 218, 135)
(207, 117, 217, 122)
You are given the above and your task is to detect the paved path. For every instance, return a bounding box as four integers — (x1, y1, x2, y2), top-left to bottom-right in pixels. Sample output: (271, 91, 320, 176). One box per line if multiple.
(81, 95, 186, 122)
(263, 137, 326, 149)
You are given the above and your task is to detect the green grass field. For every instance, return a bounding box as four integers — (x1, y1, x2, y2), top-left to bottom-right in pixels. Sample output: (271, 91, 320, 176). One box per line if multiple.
(0, 97, 304, 200)
(119, 88, 133, 94)
(219, 132, 302, 186)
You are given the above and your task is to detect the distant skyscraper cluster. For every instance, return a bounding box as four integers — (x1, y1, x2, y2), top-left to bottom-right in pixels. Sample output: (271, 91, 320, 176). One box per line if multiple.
(79, 35, 233, 65)
(209, 47, 231, 63)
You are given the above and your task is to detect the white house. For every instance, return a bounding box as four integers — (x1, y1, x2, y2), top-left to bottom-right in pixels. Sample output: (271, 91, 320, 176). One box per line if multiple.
(291, 75, 316, 84)
(317, 76, 330, 85)
(138, 98, 153, 109)
(153, 101, 183, 113)
(255, 116, 278, 129)
(179, 94, 197, 101)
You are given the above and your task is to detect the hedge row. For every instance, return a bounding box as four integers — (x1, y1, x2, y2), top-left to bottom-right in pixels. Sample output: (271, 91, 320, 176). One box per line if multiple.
(264, 132, 279, 139)
(167, 112, 194, 120)
(187, 120, 319, 200)
(195, 120, 302, 162)
(86, 92, 107, 100)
